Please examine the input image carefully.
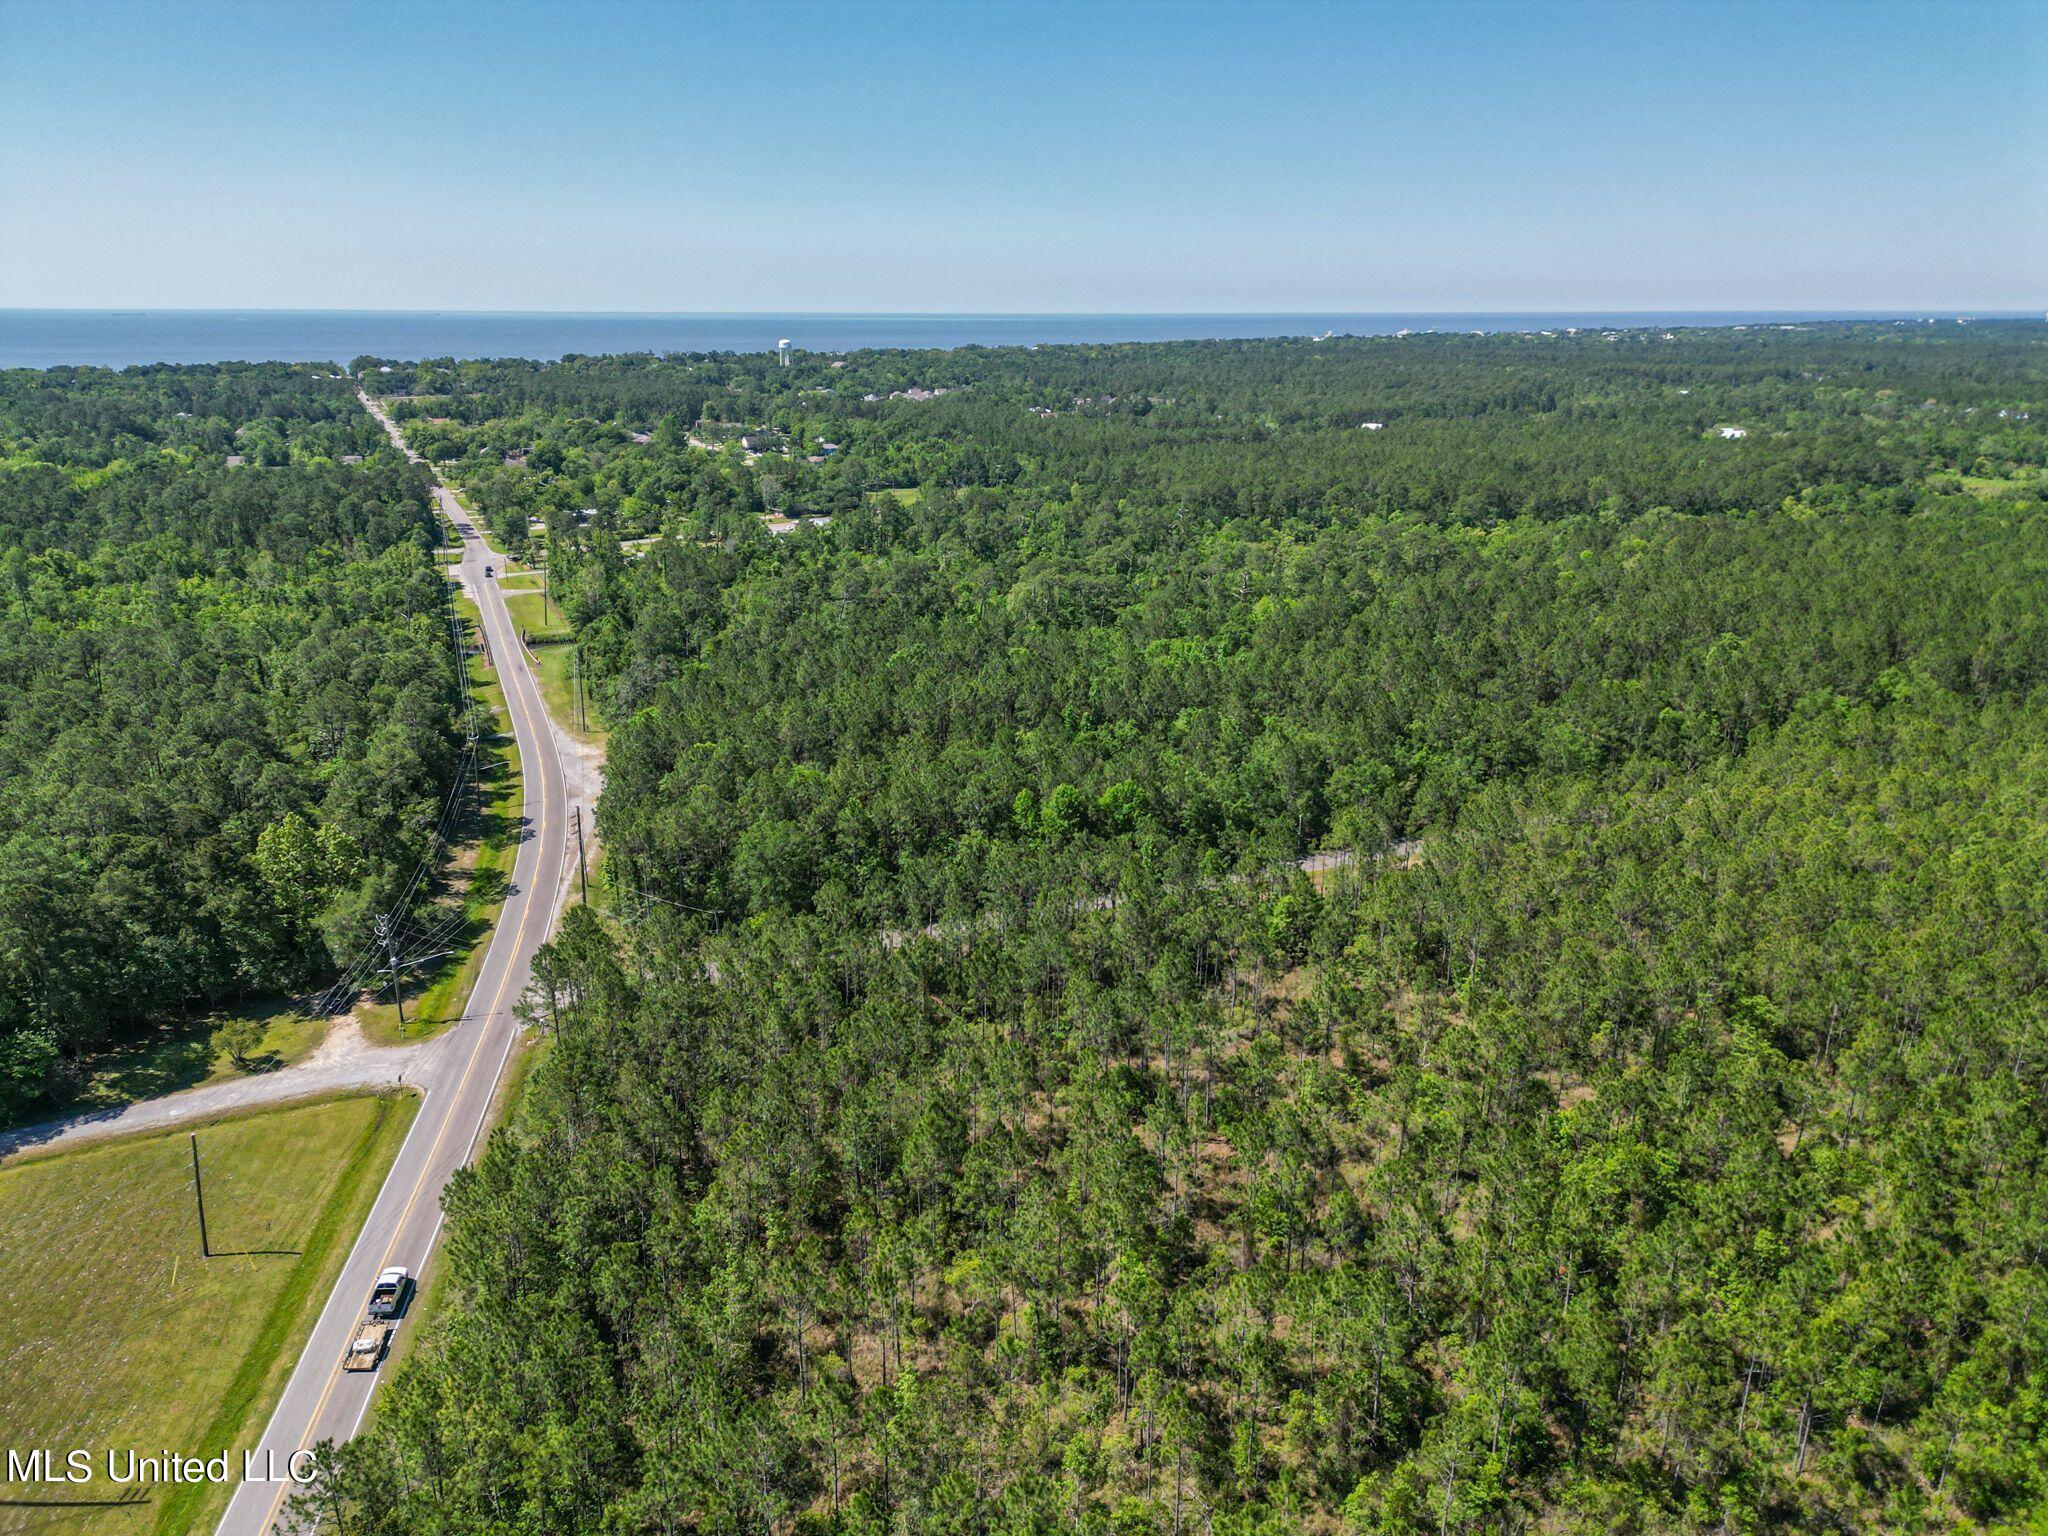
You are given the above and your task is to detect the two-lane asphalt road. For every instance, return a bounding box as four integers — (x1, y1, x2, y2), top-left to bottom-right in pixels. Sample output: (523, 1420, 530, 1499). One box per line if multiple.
(214, 395, 573, 1536)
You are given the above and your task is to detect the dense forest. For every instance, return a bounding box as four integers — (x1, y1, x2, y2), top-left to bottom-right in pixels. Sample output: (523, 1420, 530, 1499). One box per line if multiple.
(0, 364, 462, 1117)
(177, 325, 2048, 1535)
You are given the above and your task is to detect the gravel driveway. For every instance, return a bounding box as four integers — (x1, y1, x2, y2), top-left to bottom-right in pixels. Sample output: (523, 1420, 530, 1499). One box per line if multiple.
(0, 1016, 442, 1161)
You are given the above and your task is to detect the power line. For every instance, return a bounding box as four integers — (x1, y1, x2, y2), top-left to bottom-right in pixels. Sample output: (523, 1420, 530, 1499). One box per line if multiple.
(617, 885, 726, 921)
(294, 590, 486, 1020)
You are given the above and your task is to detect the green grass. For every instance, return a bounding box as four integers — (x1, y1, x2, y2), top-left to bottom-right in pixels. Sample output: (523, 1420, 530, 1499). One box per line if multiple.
(503, 588, 571, 642)
(4, 1003, 327, 1134)
(357, 597, 524, 1046)
(0, 1092, 418, 1536)
(876, 485, 924, 505)
(1933, 470, 2047, 500)
(532, 642, 605, 746)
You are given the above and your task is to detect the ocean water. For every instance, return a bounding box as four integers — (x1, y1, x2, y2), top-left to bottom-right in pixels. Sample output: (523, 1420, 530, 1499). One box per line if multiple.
(0, 309, 2018, 370)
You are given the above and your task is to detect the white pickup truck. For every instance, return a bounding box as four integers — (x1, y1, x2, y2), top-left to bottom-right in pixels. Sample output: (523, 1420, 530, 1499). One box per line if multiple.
(367, 1266, 412, 1319)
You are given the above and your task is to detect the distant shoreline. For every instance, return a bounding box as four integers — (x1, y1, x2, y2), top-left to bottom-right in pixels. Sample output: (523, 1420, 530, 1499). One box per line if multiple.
(3, 308, 2038, 371)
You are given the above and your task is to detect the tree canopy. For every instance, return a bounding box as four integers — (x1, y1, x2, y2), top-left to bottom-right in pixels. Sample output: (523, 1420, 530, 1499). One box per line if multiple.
(0, 364, 461, 1115)
(105, 325, 2048, 1536)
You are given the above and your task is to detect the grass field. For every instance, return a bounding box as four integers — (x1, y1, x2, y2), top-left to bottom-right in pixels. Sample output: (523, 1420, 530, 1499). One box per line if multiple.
(3, 1003, 327, 1135)
(504, 587, 570, 642)
(1934, 469, 2048, 500)
(357, 597, 524, 1045)
(531, 642, 605, 746)
(0, 1092, 418, 1536)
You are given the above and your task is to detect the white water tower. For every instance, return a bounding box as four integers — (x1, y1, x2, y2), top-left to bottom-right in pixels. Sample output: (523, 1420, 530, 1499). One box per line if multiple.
(777, 338, 792, 367)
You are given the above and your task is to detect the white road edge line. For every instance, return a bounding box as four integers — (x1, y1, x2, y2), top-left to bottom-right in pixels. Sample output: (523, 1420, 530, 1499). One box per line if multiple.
(215, 1082, 432, 1516)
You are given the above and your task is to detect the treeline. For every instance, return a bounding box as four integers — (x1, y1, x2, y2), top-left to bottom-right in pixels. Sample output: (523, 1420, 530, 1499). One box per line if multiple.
(579, 504, 2048, 927)
(306, 325, 2048, 1534)
(0, 367, 459, 1118)
(314, 687, 2048, 1535)
(361, 323, 2044, 553)
(1, 361, 384, 467)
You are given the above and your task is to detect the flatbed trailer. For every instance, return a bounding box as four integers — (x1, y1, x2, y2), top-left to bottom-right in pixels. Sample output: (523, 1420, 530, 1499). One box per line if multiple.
(342, 1319, 389, 1372)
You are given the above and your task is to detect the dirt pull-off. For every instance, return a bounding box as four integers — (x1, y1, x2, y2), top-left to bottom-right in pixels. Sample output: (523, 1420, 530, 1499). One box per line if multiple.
(0, 1013, 440, 1161)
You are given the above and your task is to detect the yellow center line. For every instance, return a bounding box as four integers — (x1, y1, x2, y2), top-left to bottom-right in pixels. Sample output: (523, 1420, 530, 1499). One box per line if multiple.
(254, 487, 560, 1533)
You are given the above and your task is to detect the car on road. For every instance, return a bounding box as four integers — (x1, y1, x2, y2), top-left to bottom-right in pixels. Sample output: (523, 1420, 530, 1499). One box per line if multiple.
(343, 1319, 389, 1372)
(483, 564, 494, 577)
(366, 1266, 411, 1319)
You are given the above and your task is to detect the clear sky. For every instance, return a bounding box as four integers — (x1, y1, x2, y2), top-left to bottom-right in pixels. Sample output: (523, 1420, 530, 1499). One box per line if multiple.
(2, 0, 2042, 313)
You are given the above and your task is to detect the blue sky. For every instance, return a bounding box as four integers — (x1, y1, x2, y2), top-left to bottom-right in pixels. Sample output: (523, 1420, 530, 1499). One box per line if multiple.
(2, 0, 2042, 312)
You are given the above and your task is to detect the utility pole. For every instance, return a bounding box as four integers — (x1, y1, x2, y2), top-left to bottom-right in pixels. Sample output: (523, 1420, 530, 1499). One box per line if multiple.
(450, 602, 481, 817)
(572, 807, 589, 904)
(190, 1133, 211, 1258)
(573, 647, 586, 730)
(375, 913, 406, 1029)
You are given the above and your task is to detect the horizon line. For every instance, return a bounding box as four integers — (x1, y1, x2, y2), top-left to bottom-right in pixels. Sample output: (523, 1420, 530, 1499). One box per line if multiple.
(4, 306, 2042, 319)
